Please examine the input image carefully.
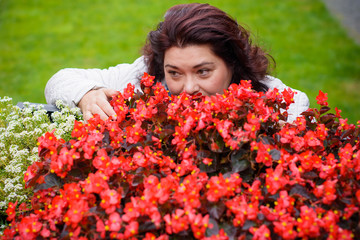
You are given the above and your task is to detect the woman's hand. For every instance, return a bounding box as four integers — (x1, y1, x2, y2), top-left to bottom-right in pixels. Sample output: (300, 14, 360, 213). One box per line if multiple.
(78, 88, 118, 122)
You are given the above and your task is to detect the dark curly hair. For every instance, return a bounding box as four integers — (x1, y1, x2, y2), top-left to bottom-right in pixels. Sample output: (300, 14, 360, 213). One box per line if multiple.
(142, 3, 275, 92)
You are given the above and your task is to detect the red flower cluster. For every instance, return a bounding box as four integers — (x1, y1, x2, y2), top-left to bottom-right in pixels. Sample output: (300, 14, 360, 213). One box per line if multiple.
(3, 73, 360, 239)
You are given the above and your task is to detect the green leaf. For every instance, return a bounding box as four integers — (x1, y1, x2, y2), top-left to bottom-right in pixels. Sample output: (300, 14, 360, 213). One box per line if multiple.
(289, 184, 316, 201)
(242, 220, 256, 231)
(270, 149, 280, 161)
(197, 150, 212, 159)
(239, 167, 255, 183)
(341, 129, 354, 139)
(214, 134, 225, 151)
(230, 149, 246, 162)
(120, 181, 129, 198)
(325, 119, 336, 129)
(230, 149, 250, 173)
(320, 113, 336, 123)
(301, 110, 316, 117)
(259, 135, 275, 145)
(131, 173, 144, 187)
(102, 131, 110, 147)
(199, 162, 218, 174)
(206, 201, 226, 219)
(34, 173, 63, 192)
(353, 128, 360, 138)
(231, 159, 250, 173)
(302, 171, 318, 180)
(220, 222, 238, 240)
(60, 225, 69, 239)
(205, 218, 219, 237)
(319, 106, 331, 115)
(138, 219, 157, 232)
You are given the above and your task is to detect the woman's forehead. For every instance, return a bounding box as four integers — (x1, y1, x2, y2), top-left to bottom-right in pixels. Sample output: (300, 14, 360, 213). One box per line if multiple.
(164, 45, 221, 67)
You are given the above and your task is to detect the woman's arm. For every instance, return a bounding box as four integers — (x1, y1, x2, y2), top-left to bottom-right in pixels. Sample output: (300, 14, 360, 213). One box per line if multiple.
(44, 56, 146, 120)
(261, 76, 310, 122)
(287, 91, 310, 122)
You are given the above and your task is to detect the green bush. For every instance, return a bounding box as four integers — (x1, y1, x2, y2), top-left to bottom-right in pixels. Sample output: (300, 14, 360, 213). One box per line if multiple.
(3, 75, 360, 239)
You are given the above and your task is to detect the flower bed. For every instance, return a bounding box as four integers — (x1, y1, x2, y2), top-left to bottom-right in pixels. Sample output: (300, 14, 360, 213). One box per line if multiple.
(0, 98, 82, 228)
(2, 73, 360, 239)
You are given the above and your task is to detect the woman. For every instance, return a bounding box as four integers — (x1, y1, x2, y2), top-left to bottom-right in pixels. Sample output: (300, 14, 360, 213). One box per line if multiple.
(45, 3, 309, 122)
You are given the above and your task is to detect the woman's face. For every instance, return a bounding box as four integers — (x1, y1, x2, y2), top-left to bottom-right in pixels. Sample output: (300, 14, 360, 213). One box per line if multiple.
(164, 44, 232, 96)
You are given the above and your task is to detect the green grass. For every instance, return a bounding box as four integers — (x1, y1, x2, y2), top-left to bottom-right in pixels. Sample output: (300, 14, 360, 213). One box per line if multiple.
(1, 0, 359, 122)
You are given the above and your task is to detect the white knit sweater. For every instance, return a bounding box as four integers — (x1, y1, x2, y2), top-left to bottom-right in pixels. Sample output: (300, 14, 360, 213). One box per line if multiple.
(45, 56, 309, 122)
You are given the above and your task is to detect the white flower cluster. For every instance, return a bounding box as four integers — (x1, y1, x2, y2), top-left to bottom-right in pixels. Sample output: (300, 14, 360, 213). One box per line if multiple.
(0, 96, 83, 215)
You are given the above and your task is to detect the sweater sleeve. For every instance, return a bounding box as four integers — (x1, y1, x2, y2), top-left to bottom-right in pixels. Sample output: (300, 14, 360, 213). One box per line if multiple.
(44, 56, 147, 108)
(261, 76, 310, 122)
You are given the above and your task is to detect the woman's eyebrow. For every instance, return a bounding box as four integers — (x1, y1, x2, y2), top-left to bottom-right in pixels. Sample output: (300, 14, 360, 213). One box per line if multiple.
(164, 62, 215, 69)
(164, 64, 179, 69)
(193, 62, 215, 69)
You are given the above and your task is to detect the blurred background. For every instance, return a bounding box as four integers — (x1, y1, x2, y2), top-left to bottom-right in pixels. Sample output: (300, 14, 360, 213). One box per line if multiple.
(0, 0, 359, 122)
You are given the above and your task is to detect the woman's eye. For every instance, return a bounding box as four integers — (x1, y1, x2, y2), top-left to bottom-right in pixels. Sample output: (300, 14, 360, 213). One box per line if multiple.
(198, 69, 210, 76)
(168, 71, 181, 78)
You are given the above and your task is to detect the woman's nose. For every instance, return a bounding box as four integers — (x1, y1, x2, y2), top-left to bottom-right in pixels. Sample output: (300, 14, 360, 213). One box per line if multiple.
(183, 77, 200, 95)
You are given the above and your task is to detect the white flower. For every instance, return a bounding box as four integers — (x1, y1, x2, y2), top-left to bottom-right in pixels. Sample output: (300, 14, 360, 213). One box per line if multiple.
(31, 146, 38, 155)
(7, 120, 22, 132)
(3, 176, 20, 192)
(54, 128, 65, 138)
(0, 201, 6, 209)
(0, 99, 82, 213)
(55, 100, 66, 109)
(0, 96, 12, 103)
(33, 128, 43, 136)
(5, 162, 23, 174)
(70, 107, 82, 116)
(28, 154, 39, 164)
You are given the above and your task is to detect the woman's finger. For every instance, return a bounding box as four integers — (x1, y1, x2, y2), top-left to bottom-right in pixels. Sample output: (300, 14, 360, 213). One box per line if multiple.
(82, 111, 93, 122)
(90, 104, 110, 121)
(78, 88, 118, 121)
(103, 88, 119, 99)
(97, 97, 116, 119)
